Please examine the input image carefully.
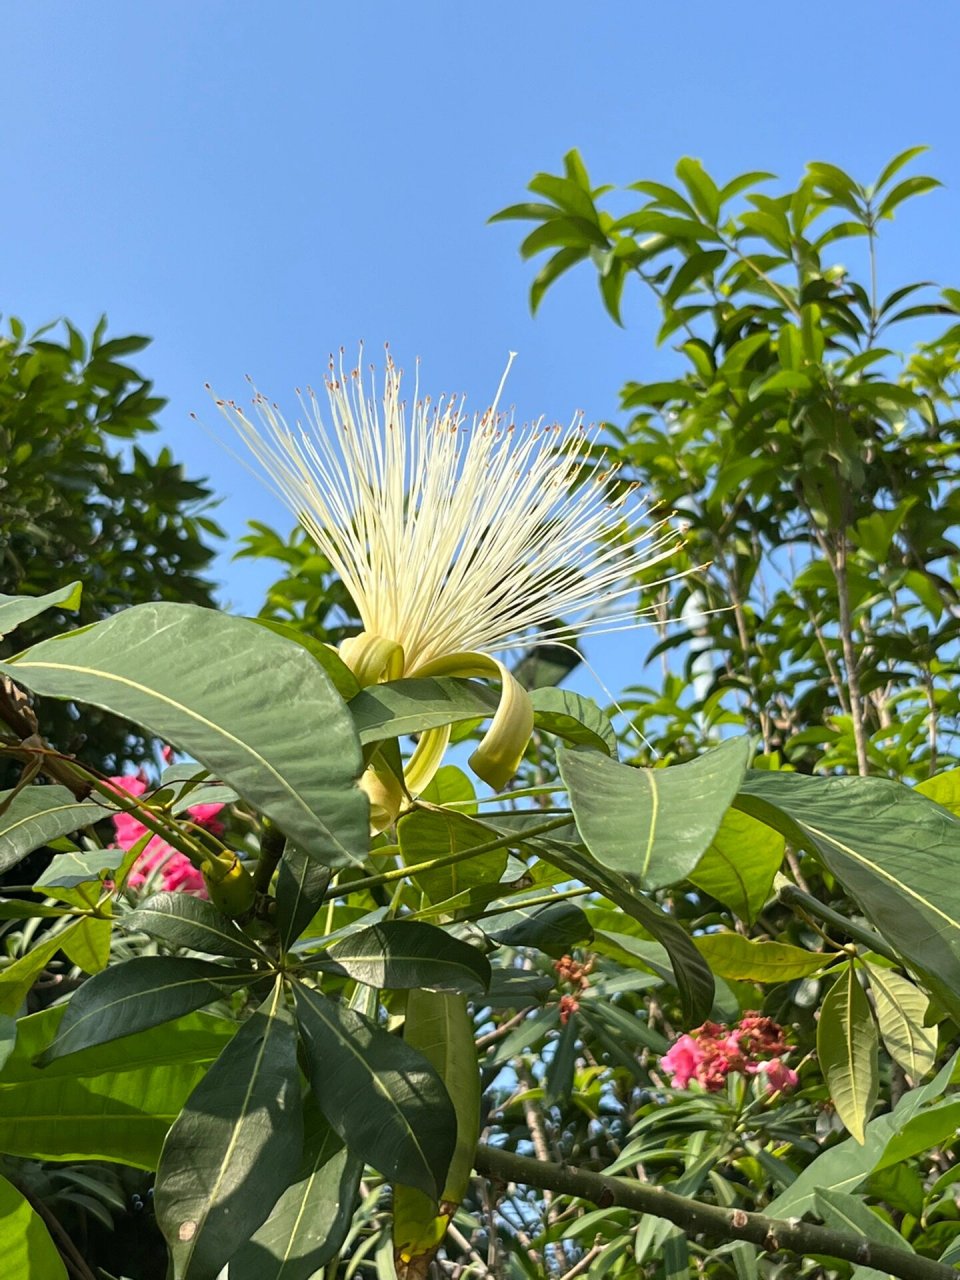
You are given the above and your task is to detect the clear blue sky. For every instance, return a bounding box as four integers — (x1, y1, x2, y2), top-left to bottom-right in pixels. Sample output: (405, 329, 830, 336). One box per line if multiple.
(6, 1, 959, 696)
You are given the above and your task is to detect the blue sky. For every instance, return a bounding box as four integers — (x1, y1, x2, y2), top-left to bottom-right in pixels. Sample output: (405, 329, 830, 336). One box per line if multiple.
(6, 1, 959, 697)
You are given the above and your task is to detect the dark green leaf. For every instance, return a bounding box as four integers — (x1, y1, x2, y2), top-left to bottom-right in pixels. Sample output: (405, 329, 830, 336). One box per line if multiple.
(125, 892, 267, 960)
(0, 786, 109, 874)
(484, 900, 592, 957)
(294, 982, 456, 1198)
(155, 981, 303, 1280)
(349, 676, 499, 744)
(320, 920, 490, 994)
(530, 688, 618, 756)
(276, 844, 331, 949)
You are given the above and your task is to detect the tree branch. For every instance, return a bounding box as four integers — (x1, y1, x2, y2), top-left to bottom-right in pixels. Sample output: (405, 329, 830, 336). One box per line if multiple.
(473, 1144, 955, 1280)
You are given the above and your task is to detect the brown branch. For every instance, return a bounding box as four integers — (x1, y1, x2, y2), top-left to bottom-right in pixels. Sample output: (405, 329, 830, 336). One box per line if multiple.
(473, 1144, 955, 1280)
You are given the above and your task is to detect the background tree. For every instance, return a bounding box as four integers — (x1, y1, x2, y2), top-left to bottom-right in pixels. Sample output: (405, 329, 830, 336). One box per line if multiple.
(0, 316, 222, 772)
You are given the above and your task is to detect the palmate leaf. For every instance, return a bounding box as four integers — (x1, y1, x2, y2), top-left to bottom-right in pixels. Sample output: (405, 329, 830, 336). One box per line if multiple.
(155, 980, 303, 1280)
(294, 982, 456, 1199)
(737, 771, 960, 1020)
(2, 602, 368, 868)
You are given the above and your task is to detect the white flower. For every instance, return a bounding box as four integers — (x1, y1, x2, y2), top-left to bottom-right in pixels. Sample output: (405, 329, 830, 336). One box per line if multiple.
(213, 349, 681, 797)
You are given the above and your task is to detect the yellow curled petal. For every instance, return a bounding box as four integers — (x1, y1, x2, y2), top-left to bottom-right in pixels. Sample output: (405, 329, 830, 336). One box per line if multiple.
(415, 651, 534, 791)
(403, 725, 451, 798)
(339, 632, 405, 687)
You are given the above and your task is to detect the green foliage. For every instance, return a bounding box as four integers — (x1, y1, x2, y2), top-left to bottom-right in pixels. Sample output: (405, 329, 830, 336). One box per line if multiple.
(0, 317, 221, 772)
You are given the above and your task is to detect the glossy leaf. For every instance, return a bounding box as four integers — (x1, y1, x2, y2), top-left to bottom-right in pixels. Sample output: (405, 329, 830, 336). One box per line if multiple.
(39, 956, 250, 1062)
(231, 1104, 362, 1280)
(694, 933, 828, 982)
(862, 960, 937, 1079)
(529, 687, 618, 756)
(689, 808, 784, 924)
(156, 981, 303, 1280)
(322, 920, 490, 994)
(817, 963, 879, 1144)
(0, 581, 82, 639)
(0, 1173, 68, 1279)
(559, 737, 752, 890)
(349, 676, 499, 743)
(0, 785, 108, 874)
(2, 603, 368, 868)
(484, 900, 593, 957)
(294, 982, 456, 1199)
(125, 892, 267, 960)
(275, 843, 331, 949)
(737, 771, 960, 1020)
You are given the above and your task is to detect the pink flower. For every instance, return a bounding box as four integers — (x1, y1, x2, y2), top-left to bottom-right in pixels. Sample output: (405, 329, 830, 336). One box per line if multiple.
(758, 1058, 799, 1095)
(107, 773, 227, 897)
(660, 1034, 704, 1088)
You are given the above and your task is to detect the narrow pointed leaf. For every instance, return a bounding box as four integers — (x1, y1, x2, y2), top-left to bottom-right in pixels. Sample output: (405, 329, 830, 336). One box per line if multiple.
(125, 892, 267, 960)
(2, 603, 368, 867)
(323, 921, 490, 994)
(294, 982, 456, 1198)
(559, 737, 752, 890)
(0, 785, 108, 874)
(156, 981, 303, 1280)
(863, 960, 937, 1079)
(231, 1105, 362, 1280)
(0, 581, 82, 639)
(817, 963, 879, 1143)
(276, 844, 331, 949)
(39, 956, 250, 1062)
(737, 771, 960, 1020)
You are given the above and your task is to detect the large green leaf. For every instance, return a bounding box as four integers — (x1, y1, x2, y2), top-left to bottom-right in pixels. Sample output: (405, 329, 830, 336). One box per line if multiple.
(349, 676, 499, 743)
(0, 1173, 68, 1279)
(813, 1186, 914, 1258)
(156, 980, 303, 1280)
(694, 933, 828, 982)
(3, 603, 368, 867)
(0, 1007, 236, 1169)
(558, 737, 753, 890)
(398, 808, 508, 904)
(0, 785, 108, 874)
(294, 982, 456, 1199)
(125, 892, 268, 961)
(737, 771, 960, 1020)
(230, 1103, 362, 1280)
(319, 921, 491, 994)
(688, 807, 784, 924)
(817, 963, 879, 1144)
(39, 956, 251, 1062)
(0, 581, 82, 639)
(529, 688, 618, 756)
(862, 960, 937, 1079)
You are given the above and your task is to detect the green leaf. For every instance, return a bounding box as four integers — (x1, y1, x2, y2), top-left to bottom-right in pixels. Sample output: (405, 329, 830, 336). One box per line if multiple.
(3, 603, 368, 868)
(156, 980, 303, 1280)
(694, 933, 827, 981)
(877, 175, 941, 220)
(915, 767, 960, 816)
(294, 982, 456, 1199)
(125, 892, 267, 960)
(862, 960, 937, 1079)
(0, 1173, 68, 1279)
(276, 844, 331, 949)
(484, 900, 593, 957)
(873, 1096, 960, 1172)
(0, 920, 84, 1015)
(61, 914, 112, 974)
(349, 676, 499, 744)
(0, 581, 82, 639)
(559, 737, 752, 890)
(689, 808, 784, 924)
(319, 920, 491, 994)
(817, 963, 879, 1143)
(398, 807, 507, 904)
(39, 956, 250, 1062)
(0, 786, 109, 875)
(0, 1007, 236, 1168)
(33, 845, 127, 889)
(250, 618, 360, 699)
(737, 771, 960, 1021)
(814, 1187, 913, 1258)
(230, 1104, 362, 1280)
(675, 157, 721, 224)
(874, 146, 929, 192)
(529, 688, 618, 755)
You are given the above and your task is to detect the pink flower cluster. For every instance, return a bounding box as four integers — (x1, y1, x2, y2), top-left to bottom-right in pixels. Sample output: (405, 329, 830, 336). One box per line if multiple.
(108, 771, 225, 896)
(660, 1014, 799, 1096)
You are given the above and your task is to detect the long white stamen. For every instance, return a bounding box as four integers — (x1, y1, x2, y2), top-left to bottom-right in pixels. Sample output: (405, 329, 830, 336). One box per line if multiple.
(213, 350, 683, 675)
